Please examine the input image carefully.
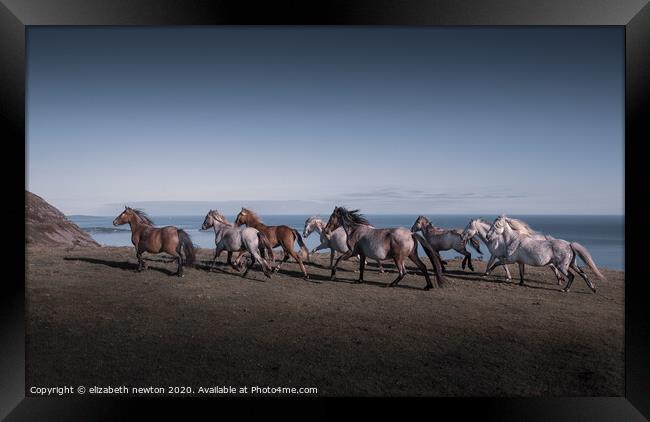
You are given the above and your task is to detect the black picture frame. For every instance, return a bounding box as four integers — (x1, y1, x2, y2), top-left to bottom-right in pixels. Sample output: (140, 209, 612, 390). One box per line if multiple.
(2, 0, 648, 419)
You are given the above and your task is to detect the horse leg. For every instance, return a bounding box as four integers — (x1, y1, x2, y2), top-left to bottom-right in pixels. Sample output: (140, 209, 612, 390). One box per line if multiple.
(357, 253, 366, 283)
(388, 257, 406, 287)
(483, 255, 497, 276)
(136, 250, 147, 271)
(518, 263, 525, 286)
(136, 251, 143, 271)
(502, 262, 512, 280)
(561, 268, 576, 293)
(209, 248, 222, 271)
(377, 260, 385, 273)
(549, 264, 564, 285)
(175, 253, 184, 277)
(275, 251, 291, 272)
(409, 251, 434, 290)
(311, 242, 328, 255)
(459, 250, 467, 270)
(331, 249, 356, 280)
(287, 248, 309, 280)
(570, 261, 596, 292)
(227, 251, 241, 271)
(330, 250, 335, 269)
(256, 255, 272, 279)
(438, 251, 447, 273)
(462, 247, 474, 271)
(486, 259, 512, 282)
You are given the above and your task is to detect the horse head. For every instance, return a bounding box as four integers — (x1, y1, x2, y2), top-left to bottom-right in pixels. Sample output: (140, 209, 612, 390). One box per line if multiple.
(113, 206, 132, 226)
(303, 216, 320, 238)
(486, 215, 507, 241)
(411, 215, 429, 233)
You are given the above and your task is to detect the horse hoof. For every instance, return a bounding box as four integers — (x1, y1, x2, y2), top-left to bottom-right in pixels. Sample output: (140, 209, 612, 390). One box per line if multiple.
(561, 288, 569, 293)
(424, 286, 432, 291)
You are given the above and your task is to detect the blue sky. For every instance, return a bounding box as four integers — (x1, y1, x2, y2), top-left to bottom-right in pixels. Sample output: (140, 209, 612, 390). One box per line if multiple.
(27, 27, 624, 216)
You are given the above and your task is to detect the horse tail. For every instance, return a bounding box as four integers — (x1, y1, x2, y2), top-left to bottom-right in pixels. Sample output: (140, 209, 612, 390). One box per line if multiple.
(177, 229, 195, 266)
(571, 242, 605, 280)
(469, 236, 483, 254)
(412, 233, 446, 287)
(257, 231, 275, 266)
(293, 229, 310, 261)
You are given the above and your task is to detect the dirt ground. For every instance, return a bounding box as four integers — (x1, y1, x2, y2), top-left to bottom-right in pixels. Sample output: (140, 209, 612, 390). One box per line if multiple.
(26, 245, 624, 397)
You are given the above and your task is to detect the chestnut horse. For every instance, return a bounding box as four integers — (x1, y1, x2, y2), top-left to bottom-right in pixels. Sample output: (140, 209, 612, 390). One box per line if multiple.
(234, 208, 310, 279)
(113, 206, 195, 277)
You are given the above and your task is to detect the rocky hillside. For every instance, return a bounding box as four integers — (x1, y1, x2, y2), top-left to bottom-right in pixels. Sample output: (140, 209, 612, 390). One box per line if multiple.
(26, 191, 100, 248)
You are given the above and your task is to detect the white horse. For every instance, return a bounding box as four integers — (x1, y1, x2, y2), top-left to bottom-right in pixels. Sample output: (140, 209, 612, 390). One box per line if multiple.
(485, 215, 605, 292)
(303, 216, 384, 272)
(411, 215, 482, 271)
(201, 210, 274, 278)
(461, 217, 564, 283)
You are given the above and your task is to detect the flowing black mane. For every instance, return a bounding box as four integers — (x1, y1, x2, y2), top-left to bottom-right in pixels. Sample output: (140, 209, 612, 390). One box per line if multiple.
(132, 208, 155, 225)
(336, 207, 369, 228)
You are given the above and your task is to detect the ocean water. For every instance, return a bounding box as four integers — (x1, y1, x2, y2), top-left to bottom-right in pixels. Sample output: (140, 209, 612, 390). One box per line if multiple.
(68, 214, 625, 270)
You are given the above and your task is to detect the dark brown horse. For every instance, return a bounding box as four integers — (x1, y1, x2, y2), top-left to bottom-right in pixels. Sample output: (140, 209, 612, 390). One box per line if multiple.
(234, 208, 310, 279)
(113, 206, 195, 277)
(324, 207, 446, 290)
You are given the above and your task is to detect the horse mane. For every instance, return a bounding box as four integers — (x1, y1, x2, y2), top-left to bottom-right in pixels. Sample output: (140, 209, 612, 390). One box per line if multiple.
(336, 207, 370, 227)
(504, 217, 538, 236)
(306, 215, 322, 224)
(241, 207, 262, 223)
(210, 209, 232, 226)
(417, 215, 431, 225)
(131, 208, 154, 225)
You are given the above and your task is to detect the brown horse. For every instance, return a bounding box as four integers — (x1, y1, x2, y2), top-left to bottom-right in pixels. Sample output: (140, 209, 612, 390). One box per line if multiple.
(113, 206, 195, 277)
(234, 208, 310, 279)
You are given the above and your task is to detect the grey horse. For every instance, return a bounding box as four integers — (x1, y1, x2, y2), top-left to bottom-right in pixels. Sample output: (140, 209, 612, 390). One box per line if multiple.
(485, 215, 605, 292)
(303, 216, 384, 272)
(201, 209, 274, 278)
(324, 207, 446, 290)
(410, 215, 482, 272)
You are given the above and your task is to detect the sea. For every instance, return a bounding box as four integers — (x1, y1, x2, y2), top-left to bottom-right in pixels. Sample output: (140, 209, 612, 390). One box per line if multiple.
(68, 214, 625, 271)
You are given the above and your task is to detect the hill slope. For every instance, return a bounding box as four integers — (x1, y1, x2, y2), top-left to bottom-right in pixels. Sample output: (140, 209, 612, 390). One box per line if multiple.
(26, 191, 99, 248)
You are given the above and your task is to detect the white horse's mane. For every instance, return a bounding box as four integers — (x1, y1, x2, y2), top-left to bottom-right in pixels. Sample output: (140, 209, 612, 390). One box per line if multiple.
(503, 217, 539, 237)
(209, 209, 231, 225)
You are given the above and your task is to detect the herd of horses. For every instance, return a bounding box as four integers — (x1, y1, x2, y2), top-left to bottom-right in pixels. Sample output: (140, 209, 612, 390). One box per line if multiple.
(112, 206, 606, 293)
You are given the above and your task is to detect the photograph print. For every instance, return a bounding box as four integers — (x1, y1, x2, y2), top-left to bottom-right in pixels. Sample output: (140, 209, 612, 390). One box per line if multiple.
(25, 26, 624, 397)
